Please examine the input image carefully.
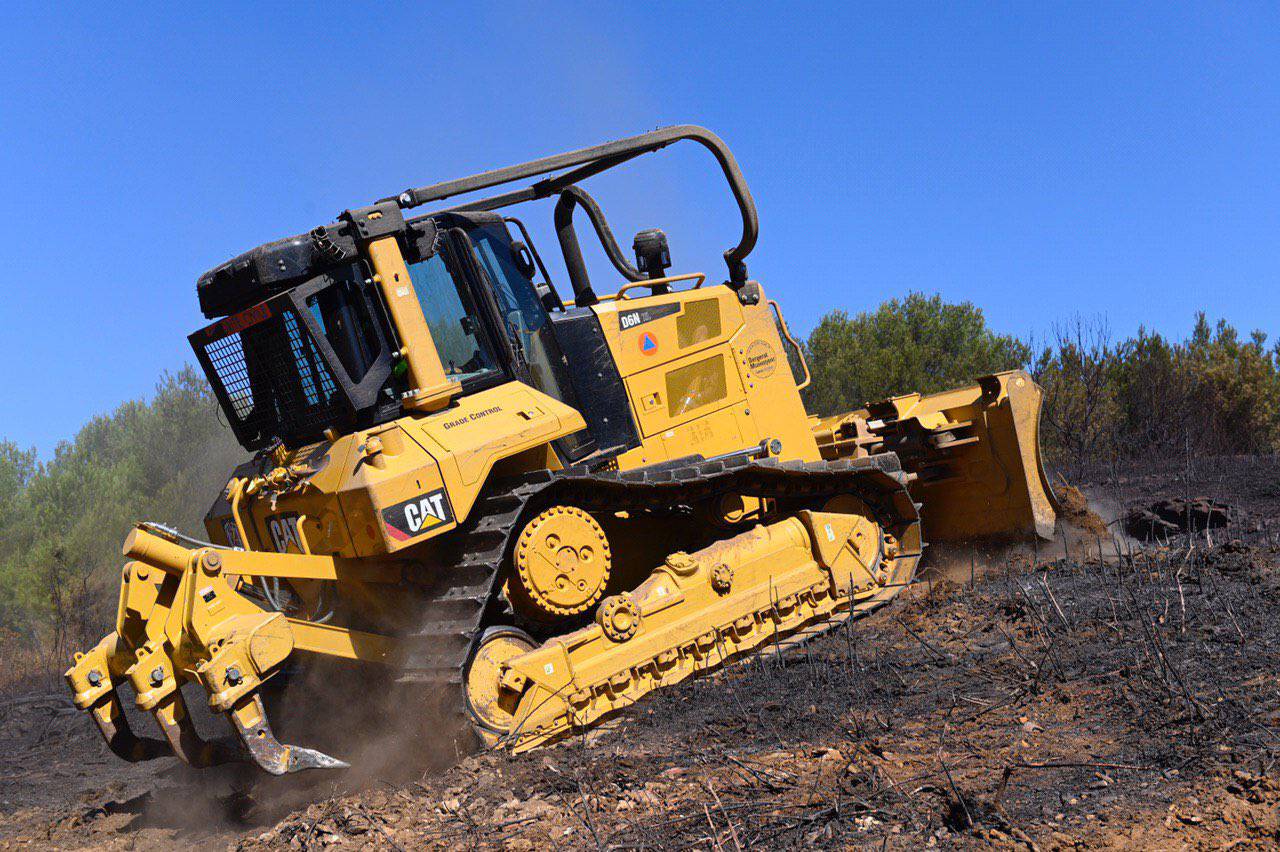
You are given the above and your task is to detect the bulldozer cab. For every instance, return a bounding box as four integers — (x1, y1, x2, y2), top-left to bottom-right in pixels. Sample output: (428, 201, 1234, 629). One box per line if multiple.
(191, 215, 582, 451)
(383, 214, 599, 462)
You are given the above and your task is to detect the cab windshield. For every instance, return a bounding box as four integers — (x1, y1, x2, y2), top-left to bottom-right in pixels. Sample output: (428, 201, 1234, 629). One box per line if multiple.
(469, 224, 579, 414)
(465, 218, 593, 457)
(400, 219, 593, 459)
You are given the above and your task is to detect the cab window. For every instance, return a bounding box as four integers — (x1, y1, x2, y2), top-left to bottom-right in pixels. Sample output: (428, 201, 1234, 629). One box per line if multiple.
(469, 223, 595, 459)
(404, 253, 502, 386)
(470, 225, 571, 400)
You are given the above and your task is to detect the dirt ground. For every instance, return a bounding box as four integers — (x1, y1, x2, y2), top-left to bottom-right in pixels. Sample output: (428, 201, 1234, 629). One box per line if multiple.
(3, 454, 1279, 850)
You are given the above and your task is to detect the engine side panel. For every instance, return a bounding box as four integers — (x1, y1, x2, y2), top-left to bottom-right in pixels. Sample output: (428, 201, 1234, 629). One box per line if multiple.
(588, 283, 820, 468)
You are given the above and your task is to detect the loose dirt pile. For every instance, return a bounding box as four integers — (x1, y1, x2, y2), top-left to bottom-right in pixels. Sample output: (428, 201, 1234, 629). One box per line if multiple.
(3, 456, 1279, 850)
(1124, 497, 1237, 540)
(1053, 484, 1110, 539)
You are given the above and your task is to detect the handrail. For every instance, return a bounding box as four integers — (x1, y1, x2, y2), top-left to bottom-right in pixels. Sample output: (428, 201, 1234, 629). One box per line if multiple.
(554, 185, 643, 306)
(769, 300, 812, 390)
(612, 273, 706, 301)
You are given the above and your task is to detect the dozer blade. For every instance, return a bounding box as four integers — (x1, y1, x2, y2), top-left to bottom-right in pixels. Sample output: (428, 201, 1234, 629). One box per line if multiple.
(813, 369, 1060, 542)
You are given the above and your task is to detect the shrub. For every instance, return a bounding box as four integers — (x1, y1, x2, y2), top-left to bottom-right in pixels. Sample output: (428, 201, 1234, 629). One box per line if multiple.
(801, 295, 1280, 475)
(802, 293, 1031, 415)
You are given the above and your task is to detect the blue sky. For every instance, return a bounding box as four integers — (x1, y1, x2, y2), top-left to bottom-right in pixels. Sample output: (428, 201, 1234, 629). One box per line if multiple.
(2, 3, 1278, 456)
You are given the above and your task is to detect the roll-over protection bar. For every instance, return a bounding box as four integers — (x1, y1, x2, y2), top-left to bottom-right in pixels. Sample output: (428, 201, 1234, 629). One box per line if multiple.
(384, 125, 759, 287)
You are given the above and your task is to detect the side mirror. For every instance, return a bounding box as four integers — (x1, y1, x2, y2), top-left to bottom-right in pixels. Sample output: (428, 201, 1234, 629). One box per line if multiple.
(509, 241, 537, 280)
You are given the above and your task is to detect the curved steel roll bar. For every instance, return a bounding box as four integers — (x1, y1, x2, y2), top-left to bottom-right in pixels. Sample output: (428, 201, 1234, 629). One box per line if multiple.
(384, 125, 759, 287)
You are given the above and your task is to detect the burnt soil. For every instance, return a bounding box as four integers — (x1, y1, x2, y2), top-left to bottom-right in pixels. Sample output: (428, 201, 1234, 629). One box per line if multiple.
(3, 455, 1280, 850)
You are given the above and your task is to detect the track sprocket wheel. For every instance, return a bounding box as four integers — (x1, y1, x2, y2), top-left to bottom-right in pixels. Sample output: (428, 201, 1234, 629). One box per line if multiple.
(510, 505, 612, 619)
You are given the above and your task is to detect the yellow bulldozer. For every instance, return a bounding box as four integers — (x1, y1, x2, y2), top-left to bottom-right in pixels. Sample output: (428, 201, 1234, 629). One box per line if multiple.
(66, 126, 1059, 774)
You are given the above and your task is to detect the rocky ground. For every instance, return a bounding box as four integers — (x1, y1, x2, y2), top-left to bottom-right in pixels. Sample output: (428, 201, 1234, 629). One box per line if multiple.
(3, 454, 1279, 850)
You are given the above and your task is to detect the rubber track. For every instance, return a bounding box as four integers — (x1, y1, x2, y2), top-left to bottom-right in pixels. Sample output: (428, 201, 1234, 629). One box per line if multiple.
(395, 452, 920, 724)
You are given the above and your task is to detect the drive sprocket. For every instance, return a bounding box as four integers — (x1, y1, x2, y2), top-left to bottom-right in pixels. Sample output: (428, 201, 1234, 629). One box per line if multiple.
(510, 505, 612, 619)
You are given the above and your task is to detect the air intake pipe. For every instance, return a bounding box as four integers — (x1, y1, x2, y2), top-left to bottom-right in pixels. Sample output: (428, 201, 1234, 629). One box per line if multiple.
(553, 186, 644, 307)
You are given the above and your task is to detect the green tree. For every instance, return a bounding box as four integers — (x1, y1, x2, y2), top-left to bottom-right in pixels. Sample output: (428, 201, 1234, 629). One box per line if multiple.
(0, 441, 37, 514)
(1030, 313, 1280, 470)
(0, 367, 243, 660)
(1108, 327, 1186, 457)
(802, 292, 1031, 415)
(1181, 315, 1280, 454)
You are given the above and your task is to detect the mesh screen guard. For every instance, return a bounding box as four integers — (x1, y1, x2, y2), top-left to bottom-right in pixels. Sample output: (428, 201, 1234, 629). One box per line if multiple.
(191, 295, 356, 449)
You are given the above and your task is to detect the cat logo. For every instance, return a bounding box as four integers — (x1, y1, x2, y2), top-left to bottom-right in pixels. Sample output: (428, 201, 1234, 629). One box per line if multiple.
(266, 514, 302, 553)
(403, 492, 448, 532)
(381, 488, 455, 542)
